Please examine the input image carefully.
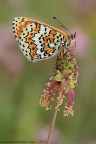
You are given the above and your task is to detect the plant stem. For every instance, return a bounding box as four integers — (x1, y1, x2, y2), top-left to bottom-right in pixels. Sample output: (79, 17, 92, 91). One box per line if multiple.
(46, 108, 58, 144)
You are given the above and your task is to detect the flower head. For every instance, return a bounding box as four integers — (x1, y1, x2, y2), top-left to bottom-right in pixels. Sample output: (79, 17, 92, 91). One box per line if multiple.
(40, 48, 79, 116)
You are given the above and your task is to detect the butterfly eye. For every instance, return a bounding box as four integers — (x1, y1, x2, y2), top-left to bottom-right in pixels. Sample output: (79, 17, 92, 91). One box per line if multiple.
(70, 34, 73, 39)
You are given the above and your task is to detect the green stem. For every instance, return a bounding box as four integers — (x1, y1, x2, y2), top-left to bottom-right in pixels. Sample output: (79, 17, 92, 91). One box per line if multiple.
(46, 108, 58, 144)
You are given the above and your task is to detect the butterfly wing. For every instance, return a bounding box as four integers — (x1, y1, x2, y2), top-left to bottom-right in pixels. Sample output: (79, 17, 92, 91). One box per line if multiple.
(12, 17, 67, 62)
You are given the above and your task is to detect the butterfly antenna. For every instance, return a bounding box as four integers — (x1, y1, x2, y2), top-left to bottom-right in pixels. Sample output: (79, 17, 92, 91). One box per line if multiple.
(53, 17, 72, 34)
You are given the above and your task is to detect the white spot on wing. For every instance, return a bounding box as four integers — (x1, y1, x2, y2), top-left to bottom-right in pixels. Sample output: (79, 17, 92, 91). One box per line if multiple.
(37, 45, 42, 49)
(36, 49, 41, 55)
(35, 33, 41, 38)
(40, 25, 45, 30)
(49, 43, 54, 48)
(31, 23, 36, 28)
(32, 37, 38, 41)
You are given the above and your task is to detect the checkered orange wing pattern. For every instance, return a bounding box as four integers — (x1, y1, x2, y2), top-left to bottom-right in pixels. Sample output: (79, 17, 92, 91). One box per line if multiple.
(12, 17, 67, 62)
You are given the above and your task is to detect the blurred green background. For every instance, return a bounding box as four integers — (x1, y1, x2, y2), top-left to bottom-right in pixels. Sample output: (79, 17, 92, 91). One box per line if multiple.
(0, 0, 96, 144)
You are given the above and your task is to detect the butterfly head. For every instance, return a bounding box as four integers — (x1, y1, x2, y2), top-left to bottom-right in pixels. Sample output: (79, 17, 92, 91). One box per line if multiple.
(68, 32, 76, 48)
(63, 32, 76, 52)
(70, 32, 76, 41)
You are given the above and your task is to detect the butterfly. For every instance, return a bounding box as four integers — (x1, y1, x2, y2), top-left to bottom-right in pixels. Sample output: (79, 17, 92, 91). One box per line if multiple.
(12, 17, 76, 62)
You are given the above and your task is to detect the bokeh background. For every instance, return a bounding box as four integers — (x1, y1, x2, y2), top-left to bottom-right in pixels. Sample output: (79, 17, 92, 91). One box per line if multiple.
(0, 0, 96, 144)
